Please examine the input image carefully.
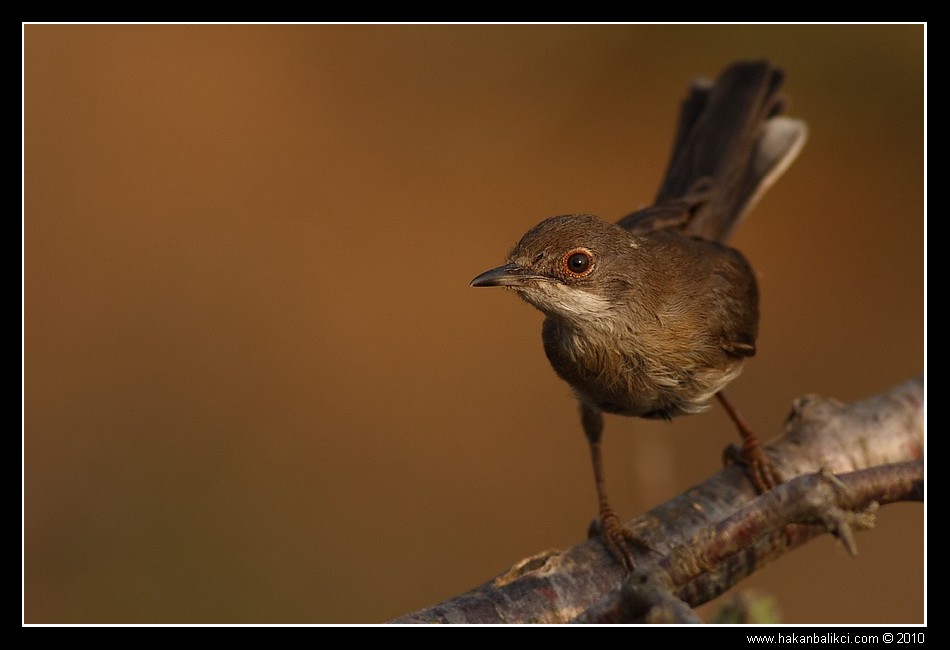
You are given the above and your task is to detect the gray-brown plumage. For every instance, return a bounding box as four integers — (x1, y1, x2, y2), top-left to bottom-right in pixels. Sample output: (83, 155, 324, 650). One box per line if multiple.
(471, 61, 807, 570)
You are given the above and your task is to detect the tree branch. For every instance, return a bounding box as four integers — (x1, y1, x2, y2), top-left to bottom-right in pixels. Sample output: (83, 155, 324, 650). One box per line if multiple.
(391, 375, 924, 624)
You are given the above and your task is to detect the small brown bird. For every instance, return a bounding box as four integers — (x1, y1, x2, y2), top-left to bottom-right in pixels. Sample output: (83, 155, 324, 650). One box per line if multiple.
(470, 61, 807, 569)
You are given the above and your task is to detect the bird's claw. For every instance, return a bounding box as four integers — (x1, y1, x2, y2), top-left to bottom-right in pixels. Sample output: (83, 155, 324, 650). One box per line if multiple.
(742, 444, 782, 492)
(596, 511, 650, 572)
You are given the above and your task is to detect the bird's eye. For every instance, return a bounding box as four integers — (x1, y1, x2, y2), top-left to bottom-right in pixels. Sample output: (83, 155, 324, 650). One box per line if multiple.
(563, 249, 594, 278)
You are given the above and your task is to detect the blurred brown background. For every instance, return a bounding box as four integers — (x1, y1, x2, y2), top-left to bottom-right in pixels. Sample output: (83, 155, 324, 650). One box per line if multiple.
(24, 24, 924, 624)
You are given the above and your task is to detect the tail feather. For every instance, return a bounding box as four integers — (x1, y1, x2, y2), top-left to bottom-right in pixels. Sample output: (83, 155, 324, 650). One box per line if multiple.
(617, 60, 807, 243)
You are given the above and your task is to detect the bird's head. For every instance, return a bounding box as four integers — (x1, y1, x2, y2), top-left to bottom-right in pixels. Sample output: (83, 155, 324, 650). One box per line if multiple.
(470, 214, 642, 322)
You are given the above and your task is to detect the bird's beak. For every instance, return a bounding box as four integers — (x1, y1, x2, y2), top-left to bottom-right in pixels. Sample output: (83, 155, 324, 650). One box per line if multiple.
(470, 263, 539, 288)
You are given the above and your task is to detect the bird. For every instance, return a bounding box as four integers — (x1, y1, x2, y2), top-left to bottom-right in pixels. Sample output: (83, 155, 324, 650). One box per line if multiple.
(470, 60, 807, 570)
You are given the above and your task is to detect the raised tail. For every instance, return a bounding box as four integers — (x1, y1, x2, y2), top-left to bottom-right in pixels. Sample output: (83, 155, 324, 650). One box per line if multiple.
(617, 60, 807, 243)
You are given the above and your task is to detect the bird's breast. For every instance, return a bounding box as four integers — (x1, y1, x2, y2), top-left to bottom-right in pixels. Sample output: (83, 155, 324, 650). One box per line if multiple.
(541, 316, 742, 419)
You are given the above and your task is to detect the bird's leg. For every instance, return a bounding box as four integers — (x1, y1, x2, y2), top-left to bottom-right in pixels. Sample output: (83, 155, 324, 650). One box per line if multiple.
(581, 402, 642, 571)
(716, 391, 782, 491)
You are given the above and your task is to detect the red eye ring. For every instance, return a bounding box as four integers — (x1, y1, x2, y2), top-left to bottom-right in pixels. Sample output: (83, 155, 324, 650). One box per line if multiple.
(562, 248, 594, 278)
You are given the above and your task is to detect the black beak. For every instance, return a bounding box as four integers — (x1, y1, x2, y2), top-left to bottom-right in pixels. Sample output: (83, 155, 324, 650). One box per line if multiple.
(470, 263, 538, 288)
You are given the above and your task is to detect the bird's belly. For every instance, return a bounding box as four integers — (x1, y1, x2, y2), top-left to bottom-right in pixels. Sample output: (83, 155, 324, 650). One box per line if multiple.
(570, 360, 737, 420)
(572, 370, 689, 419)
(542, 319, 741, 419)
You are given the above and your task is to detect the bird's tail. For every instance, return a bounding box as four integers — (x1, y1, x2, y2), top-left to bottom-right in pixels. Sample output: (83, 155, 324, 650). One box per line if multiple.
(617, 60, 807, 243)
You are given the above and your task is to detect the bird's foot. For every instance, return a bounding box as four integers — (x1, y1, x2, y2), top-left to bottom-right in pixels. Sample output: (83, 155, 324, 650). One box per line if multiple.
(589, 510, 652, 572)
(725, 442, 783, 493)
